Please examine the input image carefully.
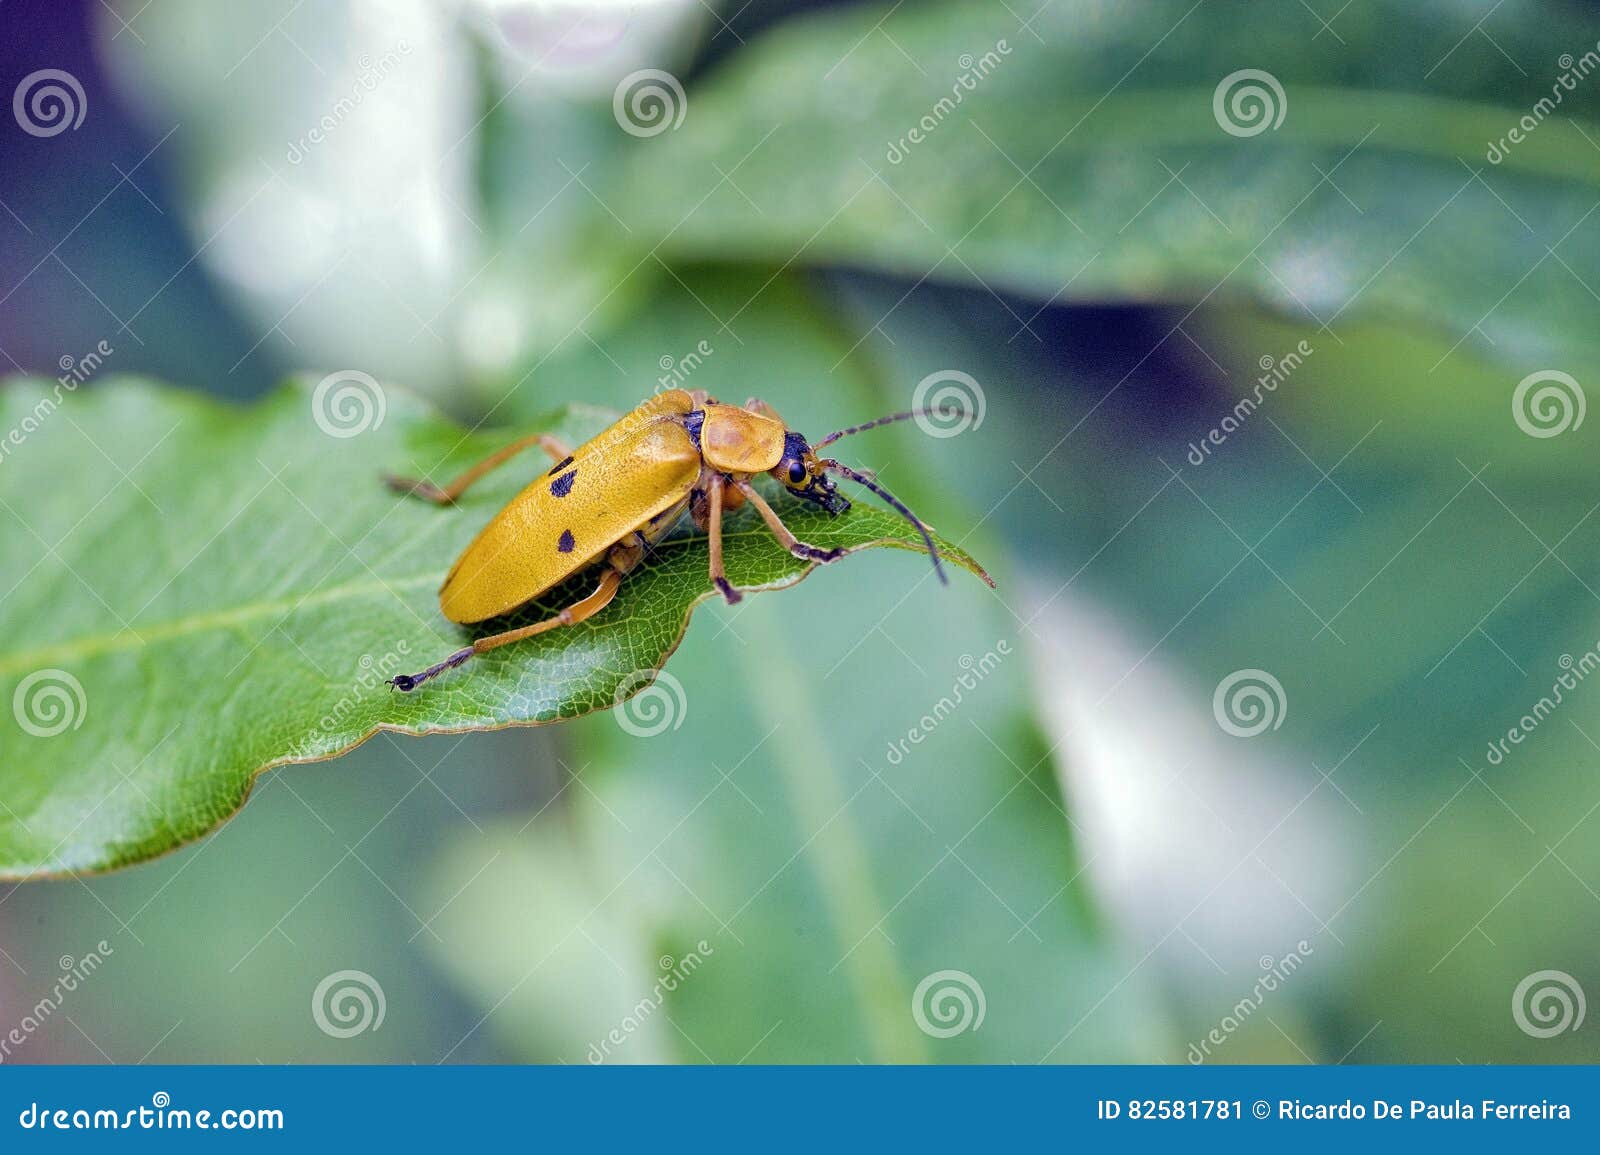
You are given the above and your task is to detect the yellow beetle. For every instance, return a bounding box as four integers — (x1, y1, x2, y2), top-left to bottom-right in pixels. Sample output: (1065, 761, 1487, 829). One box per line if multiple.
(383, 390, 986, 691)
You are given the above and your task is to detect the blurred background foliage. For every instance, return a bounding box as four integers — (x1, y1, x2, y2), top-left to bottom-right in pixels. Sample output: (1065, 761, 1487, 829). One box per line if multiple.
(1, 0, 1599, 1063)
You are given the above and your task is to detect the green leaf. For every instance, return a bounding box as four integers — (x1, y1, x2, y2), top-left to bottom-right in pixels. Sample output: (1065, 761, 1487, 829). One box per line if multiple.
(0, 376, 987, 878)
(613, 0, 1600, 370)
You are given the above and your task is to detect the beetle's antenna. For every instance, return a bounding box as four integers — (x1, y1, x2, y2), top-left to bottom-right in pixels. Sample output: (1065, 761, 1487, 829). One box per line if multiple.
(813, 405, 967, 450)
(822, 459, 948, 585)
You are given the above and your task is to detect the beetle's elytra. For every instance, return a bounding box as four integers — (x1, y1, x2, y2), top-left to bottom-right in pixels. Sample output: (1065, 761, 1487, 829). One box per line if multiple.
(383, 390, 991, 691)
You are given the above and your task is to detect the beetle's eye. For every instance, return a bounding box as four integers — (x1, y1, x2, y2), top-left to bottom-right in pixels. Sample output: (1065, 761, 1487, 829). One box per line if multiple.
(787, 460, 808, 485)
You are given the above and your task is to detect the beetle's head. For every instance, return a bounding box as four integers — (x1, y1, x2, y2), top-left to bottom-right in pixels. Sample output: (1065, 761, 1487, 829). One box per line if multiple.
(771, 432, 851, 516)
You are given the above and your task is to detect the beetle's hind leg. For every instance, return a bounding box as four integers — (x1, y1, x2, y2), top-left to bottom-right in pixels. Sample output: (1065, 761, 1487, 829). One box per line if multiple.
(388, 569, 623, 692)
(386, 433, 575, 506)
(731, 479, 846, 565)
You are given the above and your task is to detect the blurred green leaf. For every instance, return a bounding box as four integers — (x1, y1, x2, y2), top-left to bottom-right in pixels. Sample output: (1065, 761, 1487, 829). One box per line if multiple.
(0, 377, 984, 878)
(613, 0, 1600, 370)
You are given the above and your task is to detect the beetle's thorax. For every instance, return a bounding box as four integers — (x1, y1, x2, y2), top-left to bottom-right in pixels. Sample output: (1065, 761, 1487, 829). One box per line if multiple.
(695, 404, 787, 475)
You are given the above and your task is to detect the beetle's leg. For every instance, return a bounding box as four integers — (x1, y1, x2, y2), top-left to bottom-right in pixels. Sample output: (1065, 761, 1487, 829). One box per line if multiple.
(388, 569, 623, 692)
(706, 473, 742, 605)
(732, 478, 846, 564)
(385, 433, 575, 505)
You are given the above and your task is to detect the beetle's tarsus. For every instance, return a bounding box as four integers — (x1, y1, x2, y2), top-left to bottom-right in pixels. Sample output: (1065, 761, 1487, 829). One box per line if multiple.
(384, 474, 452, 504)
(387, 646, 475, 692)
(715, 577, 743, 605)
(792, 543, 845, 564)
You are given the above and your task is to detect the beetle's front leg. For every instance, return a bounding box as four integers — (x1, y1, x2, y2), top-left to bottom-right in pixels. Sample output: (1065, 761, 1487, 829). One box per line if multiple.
(705, 472, 741, 605)
(731, 478, 845, 565)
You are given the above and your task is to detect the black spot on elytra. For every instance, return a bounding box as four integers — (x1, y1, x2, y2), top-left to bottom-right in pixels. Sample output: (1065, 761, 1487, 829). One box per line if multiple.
(550, 469, 577, 498)
(557, 529, 576, 553)
(546, 455, 574, 476)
